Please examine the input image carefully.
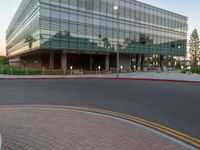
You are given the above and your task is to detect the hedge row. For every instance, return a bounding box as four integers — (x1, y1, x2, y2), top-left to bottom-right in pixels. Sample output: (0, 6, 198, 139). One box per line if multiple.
(0, 66, 41, 75)
(191, 67, 200, 74)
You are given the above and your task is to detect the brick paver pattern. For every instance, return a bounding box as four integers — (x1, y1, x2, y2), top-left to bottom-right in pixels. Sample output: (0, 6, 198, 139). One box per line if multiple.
(0, 108, 190, 150)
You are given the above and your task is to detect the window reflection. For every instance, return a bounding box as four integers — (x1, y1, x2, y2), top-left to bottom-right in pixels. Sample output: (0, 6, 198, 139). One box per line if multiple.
(6, 0, 187, 57)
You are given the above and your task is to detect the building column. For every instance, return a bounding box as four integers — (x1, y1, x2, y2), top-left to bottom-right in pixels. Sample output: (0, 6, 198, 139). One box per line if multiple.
(136, 54, 140, 71)
(141, 54, 144, 71)
(159, 55, 164, 71)
(105, 54, 110, 71)
(90, 55, 93, 71)
(61, 52, 67, 70)
(50, 52, 54, 69)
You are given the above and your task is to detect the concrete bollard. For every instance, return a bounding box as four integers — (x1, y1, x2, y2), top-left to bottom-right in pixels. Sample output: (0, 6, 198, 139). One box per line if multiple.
(43, 68, 45, 76)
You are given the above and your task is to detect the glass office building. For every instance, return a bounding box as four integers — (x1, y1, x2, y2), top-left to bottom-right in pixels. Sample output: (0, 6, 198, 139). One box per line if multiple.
(6, 0, 187, 70)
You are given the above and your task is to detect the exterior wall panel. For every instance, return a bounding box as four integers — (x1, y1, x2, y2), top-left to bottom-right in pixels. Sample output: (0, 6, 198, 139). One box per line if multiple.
(7, 0, 187, 57)
(6, 0, 40, 57)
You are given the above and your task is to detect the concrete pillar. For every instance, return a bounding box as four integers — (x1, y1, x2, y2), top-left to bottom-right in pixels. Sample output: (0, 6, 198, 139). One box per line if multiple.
(141, 54, 144, 71)
(61, 53, 67, 70)
(136, 54, 140, 71)
(159, 55, 163, 71)
(105, 54, 110, 71)
(50, 52, 54, 69)
(90, 55, 93, 71)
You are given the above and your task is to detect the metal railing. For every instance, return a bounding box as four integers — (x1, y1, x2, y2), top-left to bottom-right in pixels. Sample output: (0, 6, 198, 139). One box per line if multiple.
(0, 67, 135, 76)
(0, 66, 185, 76)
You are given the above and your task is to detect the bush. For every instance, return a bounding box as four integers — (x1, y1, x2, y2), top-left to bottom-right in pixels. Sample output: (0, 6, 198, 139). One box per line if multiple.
(175, 61, 181, 69)
(191, 67, 200, 74)
(0, 66, 41, 75)
(0, 56, 8, 65)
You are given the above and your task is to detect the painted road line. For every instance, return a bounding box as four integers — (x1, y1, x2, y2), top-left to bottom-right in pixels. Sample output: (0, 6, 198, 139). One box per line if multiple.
(0, 105, 200, 148)
(63, 106, 200, 147)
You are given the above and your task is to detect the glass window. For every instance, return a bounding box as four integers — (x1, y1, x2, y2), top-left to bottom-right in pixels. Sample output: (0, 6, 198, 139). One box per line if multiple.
(70, 13, 77, 22)
(41, 8, 50, 17)
(51, 10, 59, 19)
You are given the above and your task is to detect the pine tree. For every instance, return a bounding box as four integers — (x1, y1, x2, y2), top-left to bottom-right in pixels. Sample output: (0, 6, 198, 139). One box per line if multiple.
(189, 29, 200, 66)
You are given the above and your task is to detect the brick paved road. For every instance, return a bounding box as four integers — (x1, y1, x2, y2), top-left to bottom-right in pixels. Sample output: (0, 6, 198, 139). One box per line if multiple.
(0, 108, 192, 150)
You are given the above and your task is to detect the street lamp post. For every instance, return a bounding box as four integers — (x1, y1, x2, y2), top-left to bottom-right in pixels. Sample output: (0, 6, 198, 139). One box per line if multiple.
(114, 5, 120, 77)
(120, 65, 123, 74)
(181, 66, 184, 69)
(98, 66, 101, 75)
(70, 66, 73, 75)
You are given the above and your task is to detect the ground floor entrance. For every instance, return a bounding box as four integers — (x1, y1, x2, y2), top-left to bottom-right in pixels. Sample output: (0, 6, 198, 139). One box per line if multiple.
(9, 50, 169, 72)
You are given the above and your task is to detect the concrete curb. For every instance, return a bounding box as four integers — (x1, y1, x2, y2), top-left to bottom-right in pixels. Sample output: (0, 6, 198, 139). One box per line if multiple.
(1, 77, 200, 84)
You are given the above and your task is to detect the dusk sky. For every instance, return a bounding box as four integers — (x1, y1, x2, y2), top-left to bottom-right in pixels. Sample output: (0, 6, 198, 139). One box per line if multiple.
(0, 0, 199, 55)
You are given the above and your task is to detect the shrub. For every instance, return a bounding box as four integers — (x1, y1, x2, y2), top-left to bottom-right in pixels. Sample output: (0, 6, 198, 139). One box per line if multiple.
(0, 66, 41, 75)
(175, 61, 181, 69)
(0, 56, 8, 65)
(191, 67, 200, 74)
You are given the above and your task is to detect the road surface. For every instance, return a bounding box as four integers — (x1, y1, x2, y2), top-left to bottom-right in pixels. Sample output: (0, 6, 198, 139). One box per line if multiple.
(0, 79, 199, 139)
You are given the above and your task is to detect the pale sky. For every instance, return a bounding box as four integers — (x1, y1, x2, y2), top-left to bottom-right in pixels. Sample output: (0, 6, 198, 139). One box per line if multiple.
(0, 0, 199, 55)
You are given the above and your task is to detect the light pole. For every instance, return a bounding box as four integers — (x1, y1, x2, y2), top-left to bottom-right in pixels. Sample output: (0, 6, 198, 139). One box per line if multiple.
(114, 5, 120, 77)
(120, 65, 123, 74)
(181, 65, 184, 69)
(70, 66, 73, 75)
(134, 65, 136, 71)
(98, 66, 101, 75)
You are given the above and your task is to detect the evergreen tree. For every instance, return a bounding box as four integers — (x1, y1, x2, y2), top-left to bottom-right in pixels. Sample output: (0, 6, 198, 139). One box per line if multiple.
(189, 29, 200, 66)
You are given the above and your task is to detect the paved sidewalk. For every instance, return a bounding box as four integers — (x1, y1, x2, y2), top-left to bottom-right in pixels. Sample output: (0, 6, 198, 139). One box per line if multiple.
(0, 108, 196, 150)
(0, 71, 200, 82)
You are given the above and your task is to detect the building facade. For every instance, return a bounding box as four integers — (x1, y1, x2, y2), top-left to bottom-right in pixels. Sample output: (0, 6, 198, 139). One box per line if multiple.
(6, 0, 187, 70)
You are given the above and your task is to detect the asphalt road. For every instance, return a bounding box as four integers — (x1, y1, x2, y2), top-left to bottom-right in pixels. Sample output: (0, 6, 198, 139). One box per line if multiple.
(0, 79, 199, 139)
